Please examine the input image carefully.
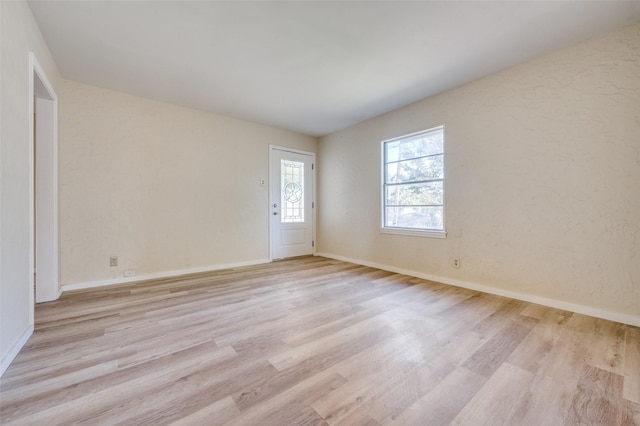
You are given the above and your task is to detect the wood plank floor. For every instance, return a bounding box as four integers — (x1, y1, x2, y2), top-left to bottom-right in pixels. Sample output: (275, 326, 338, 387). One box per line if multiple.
(1, 256, 638, 425)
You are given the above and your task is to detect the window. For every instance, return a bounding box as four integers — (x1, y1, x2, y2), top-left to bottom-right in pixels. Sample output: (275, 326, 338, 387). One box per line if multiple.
(382, 126, 445, 237)
(281, 159, 305, 223)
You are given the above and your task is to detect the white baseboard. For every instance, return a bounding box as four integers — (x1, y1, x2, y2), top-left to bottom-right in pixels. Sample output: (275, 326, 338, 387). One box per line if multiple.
(1, 324, 34, 377)
(315, 252, 640, 327)
(61, 258, 272, 292)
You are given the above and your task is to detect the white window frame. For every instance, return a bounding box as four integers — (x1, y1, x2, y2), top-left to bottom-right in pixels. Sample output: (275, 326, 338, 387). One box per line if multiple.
(380, 126, 446, 239)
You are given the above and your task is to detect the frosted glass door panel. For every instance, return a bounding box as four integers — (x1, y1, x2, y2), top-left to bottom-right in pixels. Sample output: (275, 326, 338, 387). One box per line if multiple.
(281, 160, 304, 223)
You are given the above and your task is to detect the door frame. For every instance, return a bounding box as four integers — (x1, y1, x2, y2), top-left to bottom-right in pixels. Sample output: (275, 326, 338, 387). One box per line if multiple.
(268, 145, 316, 260)
(29, 52, 60, 313)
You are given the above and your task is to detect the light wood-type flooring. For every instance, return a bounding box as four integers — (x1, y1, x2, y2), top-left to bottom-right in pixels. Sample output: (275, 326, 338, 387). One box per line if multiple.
(1, 256, 639, 425)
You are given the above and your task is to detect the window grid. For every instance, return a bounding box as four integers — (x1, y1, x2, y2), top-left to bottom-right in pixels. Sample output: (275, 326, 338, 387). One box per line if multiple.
(382, 126, 445, 232)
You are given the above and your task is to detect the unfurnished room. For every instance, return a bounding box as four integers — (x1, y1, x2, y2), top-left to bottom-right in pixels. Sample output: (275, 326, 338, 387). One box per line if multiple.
(1, 1, 639, 424)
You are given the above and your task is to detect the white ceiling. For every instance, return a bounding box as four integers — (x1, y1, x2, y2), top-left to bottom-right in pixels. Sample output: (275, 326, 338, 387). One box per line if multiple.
(29, 1, 640, 137)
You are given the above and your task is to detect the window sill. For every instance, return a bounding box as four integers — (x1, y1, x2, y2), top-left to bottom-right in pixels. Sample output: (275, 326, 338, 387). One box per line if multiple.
(379, 227, 447, 239)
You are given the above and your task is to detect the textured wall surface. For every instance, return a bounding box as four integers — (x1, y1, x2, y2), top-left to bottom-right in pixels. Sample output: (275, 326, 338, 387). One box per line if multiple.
(0, 1, 60, 368)
(318, 23, 640, 321)
(59, 80, 317, 286)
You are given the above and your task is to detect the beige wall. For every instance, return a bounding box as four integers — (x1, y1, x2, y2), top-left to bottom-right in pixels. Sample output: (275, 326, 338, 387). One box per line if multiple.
(1, 1, 60, 369)
(59, 80, 317, 287)
(318, 23, 640, 323)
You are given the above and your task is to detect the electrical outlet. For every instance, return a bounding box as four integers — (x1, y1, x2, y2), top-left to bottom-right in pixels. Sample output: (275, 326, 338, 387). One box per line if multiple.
(260, 178, 265, 186)
(453, 258, 461, 269)
(124, 269, 136, 277)
(110, 256, 118, 267)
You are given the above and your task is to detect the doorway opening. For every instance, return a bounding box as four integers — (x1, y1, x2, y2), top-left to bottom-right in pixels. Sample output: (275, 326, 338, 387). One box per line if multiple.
(29, 52, 59, 316)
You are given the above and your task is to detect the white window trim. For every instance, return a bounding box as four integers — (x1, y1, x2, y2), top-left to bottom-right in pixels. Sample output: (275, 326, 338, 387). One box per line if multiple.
(380, 126, 447, 239)
(379, 227, 447, 238)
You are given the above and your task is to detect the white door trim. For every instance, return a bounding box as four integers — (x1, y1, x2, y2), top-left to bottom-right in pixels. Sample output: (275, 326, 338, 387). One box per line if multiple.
(269, 145, 316, 260)
(29, 52, 60, 312)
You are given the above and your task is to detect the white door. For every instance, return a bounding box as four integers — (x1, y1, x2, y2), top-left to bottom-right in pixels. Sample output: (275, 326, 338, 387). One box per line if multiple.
(270, 147, 314, 259)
